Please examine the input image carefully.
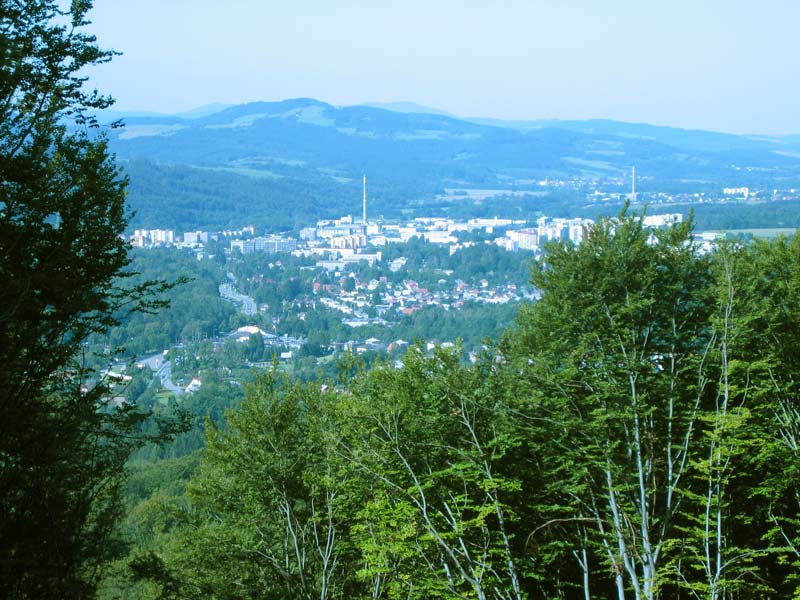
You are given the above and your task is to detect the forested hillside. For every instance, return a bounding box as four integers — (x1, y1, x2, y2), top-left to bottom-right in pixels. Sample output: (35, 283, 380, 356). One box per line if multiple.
(102, 213, 800, 599)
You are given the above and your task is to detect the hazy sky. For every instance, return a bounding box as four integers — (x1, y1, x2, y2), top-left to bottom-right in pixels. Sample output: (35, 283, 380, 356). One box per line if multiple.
(87, 0, 800, 135)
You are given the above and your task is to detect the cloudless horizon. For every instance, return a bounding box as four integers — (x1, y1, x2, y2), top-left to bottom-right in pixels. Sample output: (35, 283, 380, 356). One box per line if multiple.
(87, 0, 800, 136)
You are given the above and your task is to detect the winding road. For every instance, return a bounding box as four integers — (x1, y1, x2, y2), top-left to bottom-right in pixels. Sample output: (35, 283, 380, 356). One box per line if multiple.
(219, 272, 257, 316)
(138, 353, 184, 395)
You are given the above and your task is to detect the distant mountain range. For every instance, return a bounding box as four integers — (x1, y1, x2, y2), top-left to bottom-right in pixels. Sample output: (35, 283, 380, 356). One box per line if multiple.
(360, 101, 456, 118)
(103, 98, 800, 231)
(97, 103, 234, 123)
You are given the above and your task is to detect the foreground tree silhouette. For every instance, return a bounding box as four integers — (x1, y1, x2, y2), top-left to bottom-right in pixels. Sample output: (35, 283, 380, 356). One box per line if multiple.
(0, 2, 179, 596)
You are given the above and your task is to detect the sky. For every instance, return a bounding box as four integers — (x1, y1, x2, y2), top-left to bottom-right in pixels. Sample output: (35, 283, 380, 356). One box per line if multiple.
(87, 0, 800, 135)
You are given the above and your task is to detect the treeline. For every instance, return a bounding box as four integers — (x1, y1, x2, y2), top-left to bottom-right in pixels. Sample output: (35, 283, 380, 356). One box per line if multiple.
(87, 249, 237, 361)
(131, 372, 245, 463)
(123, 159, 356, 232)
(579, 199, 800, 231)
(352, 302, 519, 350)
(100, 214, 799, 599)
(122, 159, 445, 232)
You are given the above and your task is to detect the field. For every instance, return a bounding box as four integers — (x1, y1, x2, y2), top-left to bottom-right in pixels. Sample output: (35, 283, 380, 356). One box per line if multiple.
(719, 228, 797, 239)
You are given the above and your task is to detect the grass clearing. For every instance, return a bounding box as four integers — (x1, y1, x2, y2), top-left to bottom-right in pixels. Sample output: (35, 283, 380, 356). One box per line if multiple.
(720, 228, 797, 239)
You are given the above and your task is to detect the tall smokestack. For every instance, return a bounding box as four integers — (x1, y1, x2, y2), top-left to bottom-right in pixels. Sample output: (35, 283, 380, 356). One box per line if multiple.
(362, 175, 367, 226)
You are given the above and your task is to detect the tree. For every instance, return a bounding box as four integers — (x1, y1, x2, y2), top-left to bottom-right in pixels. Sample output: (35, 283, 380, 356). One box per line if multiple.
(649, 236, 800, 599)
(0, 2, 179, 596)
(505, 211, 800, 598)
(332, 347, 527, 600)
(154, 371, 353, 599)
(507, 210, 716, 598)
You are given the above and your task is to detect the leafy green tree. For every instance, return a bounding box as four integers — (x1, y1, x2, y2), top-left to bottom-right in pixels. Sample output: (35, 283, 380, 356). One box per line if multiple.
(244, 331, 265, 361)
(154, 371, 353, 599)
(507, 210, 715, 599)
(506, 212, 800, 598)
(663, 237, 800, 598)
(664, 242, 772, 599)
(332, 347, 526, 600)
(0, 2, 181, 596)
(712, 237, 800, 597)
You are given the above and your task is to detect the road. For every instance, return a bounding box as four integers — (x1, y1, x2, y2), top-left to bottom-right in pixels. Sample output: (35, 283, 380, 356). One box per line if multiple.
(138, 352, 164, 371)
(138, 352, 183, 395)
(219, 272, 257, 316)
(156, 361, 184, 395)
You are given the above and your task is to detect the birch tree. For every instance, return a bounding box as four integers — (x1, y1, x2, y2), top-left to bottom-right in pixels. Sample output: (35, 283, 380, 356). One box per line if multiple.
(730, 236, 800, 597)
(168, 372, 351, 599)
(509, 210, 714, 599)
(333, 347, 527, 600)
